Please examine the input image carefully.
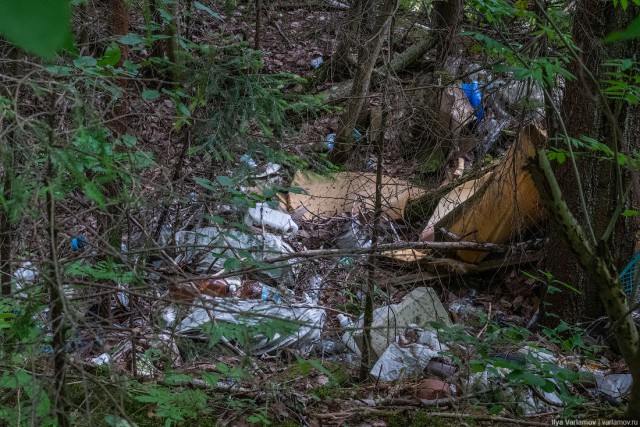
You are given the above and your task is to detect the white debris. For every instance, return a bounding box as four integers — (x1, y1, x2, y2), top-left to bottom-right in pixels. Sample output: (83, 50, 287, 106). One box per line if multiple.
(244, 202, 299, 236)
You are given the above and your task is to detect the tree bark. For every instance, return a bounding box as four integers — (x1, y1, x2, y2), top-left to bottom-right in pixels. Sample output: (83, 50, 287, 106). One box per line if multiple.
(323, 34, 435, 102)
(543, 0, 640, 326)
(329, 0, 398, 164)
(431, 0, 463, 67)
(536, 0, 640, 418)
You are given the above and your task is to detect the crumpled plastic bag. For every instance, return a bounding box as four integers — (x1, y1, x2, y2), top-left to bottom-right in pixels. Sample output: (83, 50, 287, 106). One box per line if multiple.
(176, 298, 326, 355)
(174, 226, 299, 283)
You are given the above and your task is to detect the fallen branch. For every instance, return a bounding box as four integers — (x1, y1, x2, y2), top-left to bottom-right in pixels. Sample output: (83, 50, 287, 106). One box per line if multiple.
(427, 412, 550, 426)
(324, 36, 436, 102)
(169, 237, 545, 285)
(314, 407, 549, 426)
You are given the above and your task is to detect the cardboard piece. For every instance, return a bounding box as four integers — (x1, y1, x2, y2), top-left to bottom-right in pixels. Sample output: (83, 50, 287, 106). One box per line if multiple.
(380, 248, 430, 263)
(420, 172, 492, 241)
(284, 171, 425, 221)
(422, 125, 547, 263)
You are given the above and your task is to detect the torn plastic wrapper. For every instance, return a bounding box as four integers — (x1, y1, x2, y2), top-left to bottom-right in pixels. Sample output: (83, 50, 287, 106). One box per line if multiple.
(177, 298, 326, 355)
(594, 373, 633, 400)
(338, 287, 452, 363)
(370, 342, 439, 382)
(370, 328, 450, 382)
(174, 227, 299, 283)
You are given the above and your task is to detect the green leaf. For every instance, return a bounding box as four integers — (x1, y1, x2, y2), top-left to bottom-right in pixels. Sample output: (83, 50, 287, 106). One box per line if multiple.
(177, 102, 191, 117)
(73, 56, 98, 69)
(605, 15, 640, 43)
(193, 2, 224, 21)
(199, 371, 222, 388)
(118, 33, 144, 46)
(0, 370, 33, 388)
(203, 214, 225, 224)
(506, 370, 547, 387)
(83, 181, 105, 208)
(223, 258, 242, 270)
(622, 210, 640, 217)
(194, 177, 216, 191)
(0, 0, 74, 59)
(216, 175, 235, 188)
(489, 405, 504, 415)
(142, 89, 161, 100)
(97, 43, 122, 67)
(121, 134, 137, 147)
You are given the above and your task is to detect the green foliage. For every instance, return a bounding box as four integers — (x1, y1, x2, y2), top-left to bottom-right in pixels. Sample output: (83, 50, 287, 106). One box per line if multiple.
(602, 59, 640, 104)
(432, 282, 596, 416)
(546, 134, 640, 169)
(184, 43, 330, 161)
(66, 260, 137, 284)
(199, 317, 301, 354)
(0, 0, 74, 58)
(521, 269, 580, 294)
(605, 14, 640, 42)
(0, 369, 56, 426)
(133, 386, 209, 426)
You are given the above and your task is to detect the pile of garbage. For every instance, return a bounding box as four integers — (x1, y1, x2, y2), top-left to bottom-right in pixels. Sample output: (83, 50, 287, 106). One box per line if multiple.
(11, 115, 633, 419)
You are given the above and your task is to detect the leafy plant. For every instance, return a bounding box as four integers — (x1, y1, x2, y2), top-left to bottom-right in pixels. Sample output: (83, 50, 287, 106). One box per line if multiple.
(133, 386, 209, 426)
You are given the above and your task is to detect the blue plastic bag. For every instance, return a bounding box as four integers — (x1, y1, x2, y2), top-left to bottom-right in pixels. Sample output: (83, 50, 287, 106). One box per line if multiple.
(461, 81, 484, 123)
(71, 235, 87, 251)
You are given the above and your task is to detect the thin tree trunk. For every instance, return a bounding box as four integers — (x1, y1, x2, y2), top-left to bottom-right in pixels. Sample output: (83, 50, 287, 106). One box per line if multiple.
(255, 0, 262, 49)
(95, 0, 130, 322)
(431, 0, 463, 67)
(0, 156, 12, 296)
(330, 0, 398, 164)
(46, 103, 70, 427)
(0, 50, 17, 297)
(324, 34, 435, 102)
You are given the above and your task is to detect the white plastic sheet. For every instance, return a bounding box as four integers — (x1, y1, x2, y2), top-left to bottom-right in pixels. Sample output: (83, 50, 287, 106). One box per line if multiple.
(177, 298, 326, 355)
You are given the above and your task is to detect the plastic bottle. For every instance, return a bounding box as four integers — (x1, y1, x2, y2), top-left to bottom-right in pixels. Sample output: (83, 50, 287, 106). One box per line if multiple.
(236, 280, 282, 303)
(461, 81, 484, 123)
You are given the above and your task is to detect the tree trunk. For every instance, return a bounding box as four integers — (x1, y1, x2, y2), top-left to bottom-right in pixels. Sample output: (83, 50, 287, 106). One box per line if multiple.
(329, 0, 398, 164)
(535, 0, 640, 418)
(431, 0, 463, 67)
(323, 34, 435, 102)
(94, 0, 130, 322)
(543, 0, 640, 326)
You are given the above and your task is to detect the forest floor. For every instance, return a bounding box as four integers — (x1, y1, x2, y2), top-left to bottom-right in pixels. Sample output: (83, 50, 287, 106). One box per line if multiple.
(14, 1, 634, 426)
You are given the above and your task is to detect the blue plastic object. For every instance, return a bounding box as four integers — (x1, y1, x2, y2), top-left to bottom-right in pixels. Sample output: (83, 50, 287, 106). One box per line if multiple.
(239, 154, 257, 168)
(324, 133, 336, 150)
(71, 235, 87, 251)
(461, 81, 484, 123)
(310, 56, 324, 69)
(324, 130, 363, 151)
(620, 251, 640, 302)
(260, 284, 282, 303)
